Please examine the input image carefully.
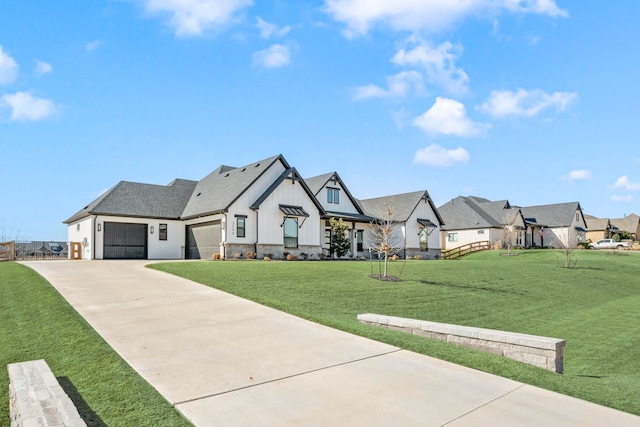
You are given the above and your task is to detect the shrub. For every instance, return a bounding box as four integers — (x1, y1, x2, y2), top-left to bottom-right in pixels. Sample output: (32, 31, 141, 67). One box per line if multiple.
(231, 252, 242, 260)
(414, 255, 423, 260)
(263, 256, 271, 261)
(245, 251, 257, 259)
(212, 253, 221, 260)
(286, 254, 298, 261)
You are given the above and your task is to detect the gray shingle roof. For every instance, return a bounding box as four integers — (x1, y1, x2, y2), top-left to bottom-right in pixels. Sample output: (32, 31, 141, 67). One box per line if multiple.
(64, 178, 198, 223)
(583, 214, 610, 231)
(519, 202, 583, 228)
(358, 190, 444, 225)
(610, 213, 640, 234)
(304, 172, 335, 195)
(438, 196, 519, 230)
(181, 155, 286, 219)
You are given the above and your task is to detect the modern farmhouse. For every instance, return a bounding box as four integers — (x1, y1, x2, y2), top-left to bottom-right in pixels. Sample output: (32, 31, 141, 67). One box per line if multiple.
(64, 154, 444, 260)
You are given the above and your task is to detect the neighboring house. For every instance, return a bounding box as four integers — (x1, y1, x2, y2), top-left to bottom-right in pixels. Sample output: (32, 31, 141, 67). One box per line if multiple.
(610, 214, 640, 240)
(64, 154, 444, 260)
(519, 202, 587, 248)
(358, 190, 444, 259)
(438, 196, 525, 251)
(583, 214, 613, 242)
(65, 155, 325, 260)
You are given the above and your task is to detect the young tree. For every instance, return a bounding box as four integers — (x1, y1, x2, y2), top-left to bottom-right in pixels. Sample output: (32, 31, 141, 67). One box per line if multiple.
(369, 200, 405, 279)
(329, 217, 350, 258)
(553, 228, 580, 268)
(502, 211, 518, 255)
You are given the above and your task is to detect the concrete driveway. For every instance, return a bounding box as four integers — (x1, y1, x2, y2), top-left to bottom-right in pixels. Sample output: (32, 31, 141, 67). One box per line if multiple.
(21, 260, 640, 426)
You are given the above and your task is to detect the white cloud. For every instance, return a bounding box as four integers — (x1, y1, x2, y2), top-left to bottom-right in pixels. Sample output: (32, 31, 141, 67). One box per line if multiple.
(139, 0, 253, 37)
(324, 0, 567, 37)
(35, 59, 52, 76)
(256, 17, 290, 38)
(614, 176, 640, 191)
(353, 71, 423, 100)
(414, 97, 490, 137)
(560, 169, 591, 182)
(414, 144, 470, 167)
(0, 45, 19, 85)
(392, 40, 468, 94)
(479, 89, 577, 117)
(86, 40, 103, 51)
(611, 195, 633, 203)
(253, 44, 290, 68)
(1, 91, 58, 121)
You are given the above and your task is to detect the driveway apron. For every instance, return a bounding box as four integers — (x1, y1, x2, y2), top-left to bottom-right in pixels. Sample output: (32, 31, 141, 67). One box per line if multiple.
(21, 260, 640, 426)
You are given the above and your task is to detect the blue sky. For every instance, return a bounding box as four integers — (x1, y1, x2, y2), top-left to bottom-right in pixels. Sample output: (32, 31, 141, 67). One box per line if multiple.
(1, 1, 639, 241)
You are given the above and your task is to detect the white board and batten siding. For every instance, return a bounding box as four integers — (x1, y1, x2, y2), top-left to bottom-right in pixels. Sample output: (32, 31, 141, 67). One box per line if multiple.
(224, 161, 288, 246)
(255, 179, 321, 247)
(404, 199, 441, 251)
(318, 179, 360, 215)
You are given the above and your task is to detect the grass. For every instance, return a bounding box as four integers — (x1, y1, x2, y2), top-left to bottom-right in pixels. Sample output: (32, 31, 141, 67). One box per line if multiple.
(149, 249, 640, 416)
(0, 262, 192, 427)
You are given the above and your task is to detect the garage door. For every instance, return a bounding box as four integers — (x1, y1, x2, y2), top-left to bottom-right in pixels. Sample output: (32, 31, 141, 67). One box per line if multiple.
(186, 221, 221, 259)
(104, 222, 148, 259)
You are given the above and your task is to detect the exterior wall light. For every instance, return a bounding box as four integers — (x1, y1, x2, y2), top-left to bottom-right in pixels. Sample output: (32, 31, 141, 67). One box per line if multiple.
(150, 226, 154, 234)
(97, 223, 101, 232)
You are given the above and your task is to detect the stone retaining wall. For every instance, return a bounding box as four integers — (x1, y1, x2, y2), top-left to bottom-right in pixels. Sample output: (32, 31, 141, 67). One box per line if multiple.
(8, 359, 86, 427)
(358, 313, 565, 373)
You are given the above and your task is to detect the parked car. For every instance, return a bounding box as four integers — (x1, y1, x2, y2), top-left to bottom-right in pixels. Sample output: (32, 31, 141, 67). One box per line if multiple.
(587, 239, 631, 250)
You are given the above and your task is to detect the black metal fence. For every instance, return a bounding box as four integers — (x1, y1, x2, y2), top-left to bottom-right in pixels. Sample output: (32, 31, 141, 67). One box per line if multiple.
(12, 241, 69, 260)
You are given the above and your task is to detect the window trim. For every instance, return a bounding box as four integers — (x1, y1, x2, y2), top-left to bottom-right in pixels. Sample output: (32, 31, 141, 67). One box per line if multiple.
(283, 217, 298, 248)
(327, 187, 340, 204)
(159, 223, 168, 241)
(236, 216, 246, 238)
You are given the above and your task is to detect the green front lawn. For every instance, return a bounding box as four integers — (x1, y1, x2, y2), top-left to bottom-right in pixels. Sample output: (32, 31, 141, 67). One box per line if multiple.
(0, 262, 192, 427)
(150, 250, 640, 416)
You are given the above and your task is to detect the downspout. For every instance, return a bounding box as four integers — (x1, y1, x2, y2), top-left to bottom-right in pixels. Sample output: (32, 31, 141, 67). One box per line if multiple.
(92, 215, 97, 260)
(254, 209, 259, 256)
(222, 213, 227, 259)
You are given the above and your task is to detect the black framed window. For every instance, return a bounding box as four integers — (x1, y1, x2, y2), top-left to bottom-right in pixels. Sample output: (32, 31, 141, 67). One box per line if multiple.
(327, 188, 340, 204)
(159, 223, 168, 241)
(284, 217, 298, 248)
(237, 217, 246, 238)
(419, 228, 428, 250)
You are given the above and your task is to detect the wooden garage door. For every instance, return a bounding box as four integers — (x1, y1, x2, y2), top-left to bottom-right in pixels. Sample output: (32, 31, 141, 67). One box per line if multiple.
(186, 221, 221, 259)
(104, 222, 148, 259)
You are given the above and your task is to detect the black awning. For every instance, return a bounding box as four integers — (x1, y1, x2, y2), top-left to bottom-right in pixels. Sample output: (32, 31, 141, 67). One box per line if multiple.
(575, 226, 586, 232)
(279, 205, 309, 217)
(417, 218, 437, 228)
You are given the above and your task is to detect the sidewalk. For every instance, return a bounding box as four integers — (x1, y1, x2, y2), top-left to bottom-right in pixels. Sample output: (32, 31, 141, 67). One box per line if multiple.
(22, 260, 640, 426)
